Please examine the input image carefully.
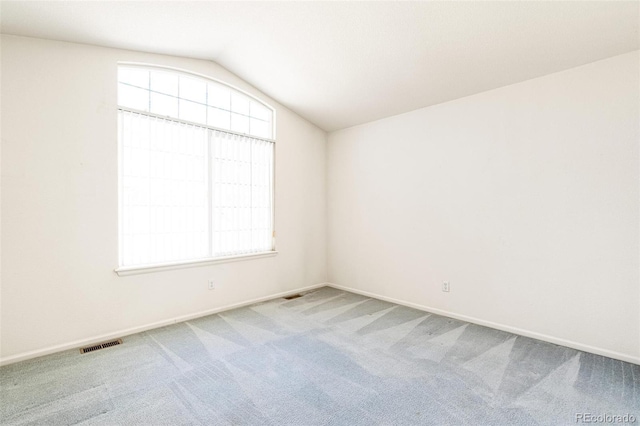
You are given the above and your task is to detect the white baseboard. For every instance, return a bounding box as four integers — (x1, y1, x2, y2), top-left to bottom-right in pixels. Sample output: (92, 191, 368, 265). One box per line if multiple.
(0, 282, 327, 367)
(4, 281, 637, 367)
(327, 282, 640, 366)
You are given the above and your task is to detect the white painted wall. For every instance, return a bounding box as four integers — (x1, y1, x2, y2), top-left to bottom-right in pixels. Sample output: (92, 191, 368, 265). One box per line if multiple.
(327, 51, 640, 363)
(0, 35, 327, 362)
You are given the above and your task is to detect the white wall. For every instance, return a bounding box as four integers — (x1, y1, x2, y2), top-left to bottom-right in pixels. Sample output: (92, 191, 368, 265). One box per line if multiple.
(327, 51, 640, 363)
(0, 35, 327, 362)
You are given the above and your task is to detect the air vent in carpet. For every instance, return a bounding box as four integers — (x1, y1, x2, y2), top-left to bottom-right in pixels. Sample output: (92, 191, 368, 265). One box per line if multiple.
(284, 294, 302, 300)
(80, 339, 123, 354)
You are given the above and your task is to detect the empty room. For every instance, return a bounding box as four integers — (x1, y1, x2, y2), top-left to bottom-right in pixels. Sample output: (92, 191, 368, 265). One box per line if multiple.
(1, 1, 638, 425)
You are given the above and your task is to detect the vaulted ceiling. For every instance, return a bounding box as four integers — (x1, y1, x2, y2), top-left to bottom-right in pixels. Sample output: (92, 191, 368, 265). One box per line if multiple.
(1, 1, 638, 132)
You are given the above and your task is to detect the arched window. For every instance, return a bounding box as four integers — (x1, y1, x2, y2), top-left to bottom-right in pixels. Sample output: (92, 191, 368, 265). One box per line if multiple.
(118, 65, 274, 138)
(117, 65, 275, 272)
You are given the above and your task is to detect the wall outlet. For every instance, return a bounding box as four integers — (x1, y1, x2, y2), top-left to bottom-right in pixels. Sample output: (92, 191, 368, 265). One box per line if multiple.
(442, 281, 450, 292)
(208, 280, 215, 290)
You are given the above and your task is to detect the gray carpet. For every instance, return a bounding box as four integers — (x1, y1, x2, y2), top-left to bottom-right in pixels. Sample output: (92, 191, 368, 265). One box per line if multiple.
(1, 287, 638, 425)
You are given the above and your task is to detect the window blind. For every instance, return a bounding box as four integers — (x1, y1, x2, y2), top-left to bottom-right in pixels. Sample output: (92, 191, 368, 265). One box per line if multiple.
(119, 109, 274, 267)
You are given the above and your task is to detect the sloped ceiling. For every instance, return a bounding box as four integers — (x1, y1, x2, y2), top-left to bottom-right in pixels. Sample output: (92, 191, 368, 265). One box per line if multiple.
(1, 1, 638, 131)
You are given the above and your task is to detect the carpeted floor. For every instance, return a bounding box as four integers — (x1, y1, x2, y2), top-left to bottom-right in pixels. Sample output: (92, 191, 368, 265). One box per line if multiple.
(1, 287, 638, 425)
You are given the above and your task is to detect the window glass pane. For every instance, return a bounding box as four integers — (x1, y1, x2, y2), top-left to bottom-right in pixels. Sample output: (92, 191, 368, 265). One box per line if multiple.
(150, 71, 179, 97)
(120, 110, 209, 266)
(179, 75, 207, 104)
(249, 118, 270, 138)
(208, 83, 231, 110)
(211, 132, 270, 257)
(250, 101, 271, 121)
(231, 112, 249, 134)
(208, 106, 231, 130)
(179, 99, 206, 125)
(231, 92, 250, 115)
(150, 92, 179, 118)
(250, 140, 273, 252)
(119, 67, 149, 89)
(118, 83, 149, 111)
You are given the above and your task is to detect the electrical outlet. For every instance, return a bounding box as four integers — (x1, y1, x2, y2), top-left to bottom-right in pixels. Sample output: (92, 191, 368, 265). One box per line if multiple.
(208, 280, 215, 290)
(442, 281, 450, 292)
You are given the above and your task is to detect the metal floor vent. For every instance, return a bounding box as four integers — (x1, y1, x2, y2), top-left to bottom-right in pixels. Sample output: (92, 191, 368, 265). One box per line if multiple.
(284, 294, 302, 300)
(80, 339, 123, 354)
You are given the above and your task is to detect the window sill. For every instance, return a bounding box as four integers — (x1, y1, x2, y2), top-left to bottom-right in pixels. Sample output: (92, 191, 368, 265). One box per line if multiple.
(114, 251, 278, 276)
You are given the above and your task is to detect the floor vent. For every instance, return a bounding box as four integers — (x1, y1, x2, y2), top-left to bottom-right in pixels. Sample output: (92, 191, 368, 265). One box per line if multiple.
(80, 339, 123, 354)
(284, 294, 302, 300)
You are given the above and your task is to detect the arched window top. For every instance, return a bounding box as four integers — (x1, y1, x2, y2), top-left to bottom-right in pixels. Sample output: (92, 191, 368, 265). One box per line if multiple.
(117, 64, 274, 139)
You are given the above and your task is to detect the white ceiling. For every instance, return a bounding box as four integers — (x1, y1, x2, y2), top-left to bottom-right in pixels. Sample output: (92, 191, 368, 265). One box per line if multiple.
(1, 1, 638, 132)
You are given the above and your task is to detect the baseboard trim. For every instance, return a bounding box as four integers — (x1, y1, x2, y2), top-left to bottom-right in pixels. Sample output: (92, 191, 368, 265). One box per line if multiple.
(0, 282, 328, 367)
(327, 282, 640, 366)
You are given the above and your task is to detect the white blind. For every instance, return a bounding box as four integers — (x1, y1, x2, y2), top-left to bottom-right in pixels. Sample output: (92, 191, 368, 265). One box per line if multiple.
(119, 109, 274, 267)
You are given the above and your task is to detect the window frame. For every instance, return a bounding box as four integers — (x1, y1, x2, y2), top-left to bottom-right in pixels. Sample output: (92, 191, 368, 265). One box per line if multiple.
(115, 63, 277, 276)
